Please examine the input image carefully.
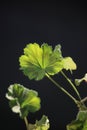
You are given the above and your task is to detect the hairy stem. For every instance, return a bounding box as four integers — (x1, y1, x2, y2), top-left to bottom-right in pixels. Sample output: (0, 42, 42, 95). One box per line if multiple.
(24, 117, 29, 130)
(46, 73, 78, 104)
(61, 71, 82, 101)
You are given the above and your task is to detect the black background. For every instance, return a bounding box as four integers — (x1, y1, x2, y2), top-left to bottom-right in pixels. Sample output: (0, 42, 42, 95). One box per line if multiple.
(0, 1, 87, 130)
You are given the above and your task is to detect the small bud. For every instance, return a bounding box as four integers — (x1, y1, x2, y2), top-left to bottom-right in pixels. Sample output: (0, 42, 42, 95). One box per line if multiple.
(75, 73, 87, 86)
(75, 79, 83, 86)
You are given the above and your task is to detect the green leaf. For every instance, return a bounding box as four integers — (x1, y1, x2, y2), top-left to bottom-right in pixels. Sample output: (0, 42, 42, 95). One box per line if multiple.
(66, 110, 87, 130)
(82, 120, 87, 130)
(67, 119, 87, 130)
(29, 115, 50, 130)
(66, 120, 83, 130)
(19, 43, 77, 80)
(6, 83, 41, 118)
(76, 110, 87, 121)
(62, 57, 77, 71)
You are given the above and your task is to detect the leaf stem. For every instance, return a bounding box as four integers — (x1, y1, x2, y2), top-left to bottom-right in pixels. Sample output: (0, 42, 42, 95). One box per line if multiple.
(46, 73, 78, 104)
(61, 71, 82, 101)
(24, 117, 29, 130)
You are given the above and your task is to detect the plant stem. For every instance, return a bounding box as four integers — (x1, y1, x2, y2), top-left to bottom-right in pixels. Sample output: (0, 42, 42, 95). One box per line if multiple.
(24, 117, 29, 130)
(46, 73, 78, 104)
(61, 71, 82, 101)
(81, 97, 87, 103)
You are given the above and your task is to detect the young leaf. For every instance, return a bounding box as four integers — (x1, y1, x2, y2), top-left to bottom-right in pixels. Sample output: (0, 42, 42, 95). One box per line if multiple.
(6, 83, 41, 118)
(19, 43, 77, 80)
(62, 57, 77, 71)
(29, 115, 50, 130)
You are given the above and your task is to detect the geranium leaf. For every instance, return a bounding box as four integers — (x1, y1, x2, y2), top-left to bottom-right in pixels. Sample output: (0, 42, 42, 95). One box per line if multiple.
(76, 110, 87, 121)
(19, 43, 45, 80)
(41, 44, 63, 75)
(19, 43, 77, 80)
(82, 120, 87, 130)
(66, 120, 83, 130)
(6, 83, 41, 118)
(29, 115, 50, 130)
(62, 57, 77, 71)
(67, 110, 87, 130)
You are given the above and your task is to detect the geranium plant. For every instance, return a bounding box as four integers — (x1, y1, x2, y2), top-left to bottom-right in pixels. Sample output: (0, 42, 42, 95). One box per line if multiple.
(6, 43, 87, 130)
(6, 83, 50, 130)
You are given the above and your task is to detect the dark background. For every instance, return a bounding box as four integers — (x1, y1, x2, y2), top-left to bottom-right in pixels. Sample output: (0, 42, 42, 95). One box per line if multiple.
(0, 1, 87, 130)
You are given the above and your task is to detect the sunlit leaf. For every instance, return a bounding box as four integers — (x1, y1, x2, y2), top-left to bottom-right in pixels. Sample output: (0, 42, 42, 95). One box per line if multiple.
(19, 43, 77, 80)
(62, 57, 77, 71)
(6, 83, 41, 118)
